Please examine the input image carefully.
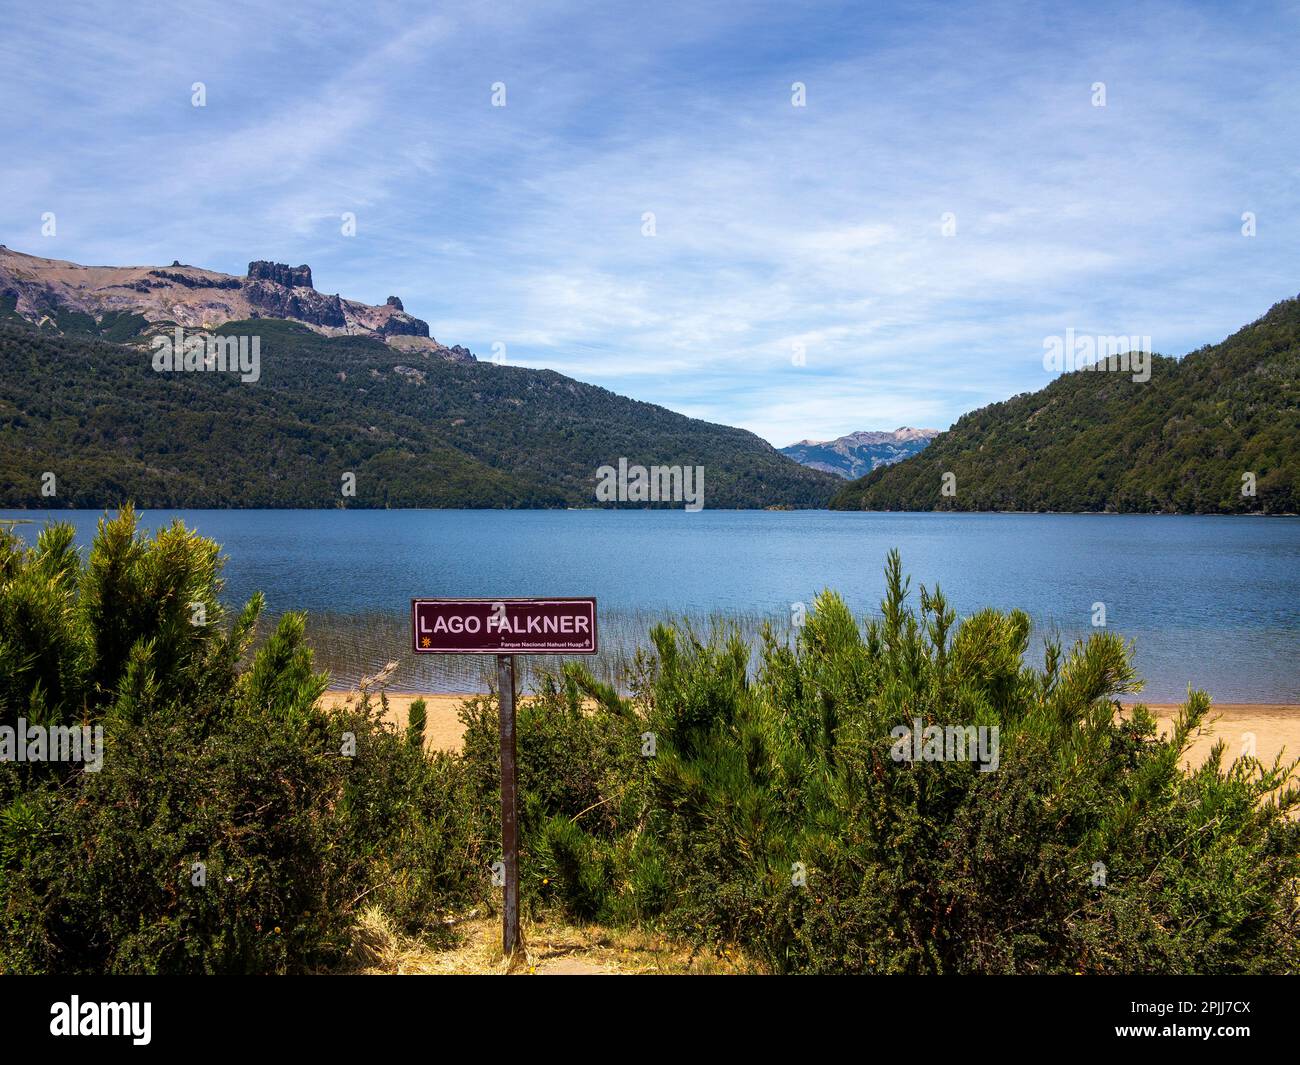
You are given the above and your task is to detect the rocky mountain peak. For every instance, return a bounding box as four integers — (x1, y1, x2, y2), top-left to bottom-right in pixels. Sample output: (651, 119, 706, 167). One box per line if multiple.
(247, 261, 314, 289)
(0, 245, 477, 362)
(780, 426, 940, 479)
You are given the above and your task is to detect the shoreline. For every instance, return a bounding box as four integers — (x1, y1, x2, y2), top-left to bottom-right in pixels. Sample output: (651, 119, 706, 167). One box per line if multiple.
(320, 692, 1300, 766)
(5, 507, 1298, 516)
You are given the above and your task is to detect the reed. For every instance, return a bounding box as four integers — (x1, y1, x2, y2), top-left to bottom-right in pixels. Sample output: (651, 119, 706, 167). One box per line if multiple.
(286, 605, 823, 694)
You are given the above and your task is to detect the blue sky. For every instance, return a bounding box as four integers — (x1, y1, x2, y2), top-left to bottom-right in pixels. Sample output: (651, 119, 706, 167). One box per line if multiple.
(1, 0, 1297, 446)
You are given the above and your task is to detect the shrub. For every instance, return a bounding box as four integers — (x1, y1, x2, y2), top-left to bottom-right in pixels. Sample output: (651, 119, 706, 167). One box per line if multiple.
(458, 665, 652, 924)
(407, 697, 427, 747)
(472, 550, 1300, 973)
(4, 513, 1295, 974)
(0, 509, 483, 973)
(635, 553, 1300, 972)
(330, 695, 481, 942)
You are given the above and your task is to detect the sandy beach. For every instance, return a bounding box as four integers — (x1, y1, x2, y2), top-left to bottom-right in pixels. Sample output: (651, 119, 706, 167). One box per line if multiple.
(320, 691, 1299, 769)
(1136, 704, 1300, 770)
(320, 691, 474, 752)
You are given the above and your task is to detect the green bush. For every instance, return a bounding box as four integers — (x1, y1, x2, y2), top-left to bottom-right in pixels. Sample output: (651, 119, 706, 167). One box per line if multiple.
(330, 694, 481, 941)
(457, 666, 652, 923)
(4, 512, 1296, 974)
(407, 697, 427, 747)
(0, 509, 483, 973)
(461, 550, 1300, 973)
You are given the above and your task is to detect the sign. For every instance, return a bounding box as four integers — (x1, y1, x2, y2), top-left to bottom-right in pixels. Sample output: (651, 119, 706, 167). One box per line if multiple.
(408, 595, 598, 959)
(411, 597, 597, 655)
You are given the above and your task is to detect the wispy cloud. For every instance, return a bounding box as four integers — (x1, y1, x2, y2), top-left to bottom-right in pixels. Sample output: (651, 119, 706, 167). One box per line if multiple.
(1, 0, 1296, 445)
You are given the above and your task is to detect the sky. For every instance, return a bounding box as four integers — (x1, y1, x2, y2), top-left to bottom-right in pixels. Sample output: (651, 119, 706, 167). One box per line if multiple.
(1, 0, 1297, 446)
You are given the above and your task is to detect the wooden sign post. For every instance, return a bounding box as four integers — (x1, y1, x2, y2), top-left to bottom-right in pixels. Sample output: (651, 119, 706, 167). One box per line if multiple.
(412, 597, 598, 956)
(496, 653, 518, 954)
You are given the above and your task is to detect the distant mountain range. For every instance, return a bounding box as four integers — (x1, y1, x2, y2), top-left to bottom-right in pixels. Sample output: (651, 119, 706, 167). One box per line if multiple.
(0, 247, 840, 509)
(780, 427, 939, 479)
(4, 245, 1293, 515)
(831, 295, 1300, 514)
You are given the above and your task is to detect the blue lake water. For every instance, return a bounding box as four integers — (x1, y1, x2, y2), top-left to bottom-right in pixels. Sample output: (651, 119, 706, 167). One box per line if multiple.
(3, 509, 1297, 703)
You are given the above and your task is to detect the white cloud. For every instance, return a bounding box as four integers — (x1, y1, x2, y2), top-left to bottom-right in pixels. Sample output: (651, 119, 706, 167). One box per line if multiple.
(1, 0, 1297, 445)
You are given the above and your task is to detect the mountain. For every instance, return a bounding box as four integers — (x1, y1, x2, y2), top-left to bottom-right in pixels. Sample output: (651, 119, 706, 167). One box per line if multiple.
(780, 427, 939, 479)
(0, 249, 841, 509)
(831, 296, 1300, 514)
(0, 245, 474, 361)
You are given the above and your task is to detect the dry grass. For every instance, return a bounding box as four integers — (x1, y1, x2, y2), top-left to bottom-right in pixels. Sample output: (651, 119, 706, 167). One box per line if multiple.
(338, 905, 755, 976)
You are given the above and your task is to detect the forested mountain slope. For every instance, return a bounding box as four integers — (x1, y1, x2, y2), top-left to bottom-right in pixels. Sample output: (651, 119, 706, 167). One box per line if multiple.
(831, 296, 1299, 514)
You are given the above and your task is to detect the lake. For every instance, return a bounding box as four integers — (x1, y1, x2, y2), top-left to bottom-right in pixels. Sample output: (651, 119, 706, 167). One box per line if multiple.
(3, 509, 1297, 702)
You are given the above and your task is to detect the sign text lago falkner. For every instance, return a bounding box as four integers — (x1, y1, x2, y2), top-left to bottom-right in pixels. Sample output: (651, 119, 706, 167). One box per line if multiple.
(411, 598, 597, 655)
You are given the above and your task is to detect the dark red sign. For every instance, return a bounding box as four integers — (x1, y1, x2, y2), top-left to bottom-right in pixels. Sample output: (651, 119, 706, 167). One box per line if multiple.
(411, 598, 598, 654)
